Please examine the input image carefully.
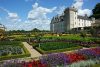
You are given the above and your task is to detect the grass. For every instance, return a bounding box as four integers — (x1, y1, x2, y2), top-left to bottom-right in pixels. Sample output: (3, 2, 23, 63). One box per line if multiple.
(92, 64, 100, 67)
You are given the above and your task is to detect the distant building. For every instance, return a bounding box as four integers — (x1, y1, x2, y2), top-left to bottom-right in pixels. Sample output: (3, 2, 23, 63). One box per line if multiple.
(0, 23, 6, 31)
(0, 23, 6, 39)
(92, 19, 100, 27)
(50, 7, 95, 33)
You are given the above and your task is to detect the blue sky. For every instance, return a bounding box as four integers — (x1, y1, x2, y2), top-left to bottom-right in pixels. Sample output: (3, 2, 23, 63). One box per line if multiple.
(0, 0, 100, 30)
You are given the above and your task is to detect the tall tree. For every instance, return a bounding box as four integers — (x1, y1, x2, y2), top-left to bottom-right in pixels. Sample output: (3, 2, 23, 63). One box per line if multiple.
(91, 3, 100, 19)
(31, 28, 41, 32)
(0, 29, 5, 40)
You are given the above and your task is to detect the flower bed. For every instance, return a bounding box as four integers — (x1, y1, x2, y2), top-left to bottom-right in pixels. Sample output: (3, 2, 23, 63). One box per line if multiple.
(1, 47, 100, 67)
(77, 47, 100, 59)
(40, 42, 79, 51)
(0, 45, 24, 56)
(32, 39, 98, 50)
(0, 41, 30, 60)
(40, 47, 100, 67)
(35, 42, 82, 54)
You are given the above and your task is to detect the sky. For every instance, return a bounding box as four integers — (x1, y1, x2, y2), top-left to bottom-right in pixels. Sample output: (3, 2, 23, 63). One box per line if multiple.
(0, 0, 100, 31)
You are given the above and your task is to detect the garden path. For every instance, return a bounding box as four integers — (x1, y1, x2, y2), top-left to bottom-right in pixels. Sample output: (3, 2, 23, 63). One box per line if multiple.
(23, 42, 42, 58)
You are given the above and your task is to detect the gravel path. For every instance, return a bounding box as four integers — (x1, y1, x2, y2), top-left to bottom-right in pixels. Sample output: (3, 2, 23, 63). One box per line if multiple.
(23, 42, 42, 58)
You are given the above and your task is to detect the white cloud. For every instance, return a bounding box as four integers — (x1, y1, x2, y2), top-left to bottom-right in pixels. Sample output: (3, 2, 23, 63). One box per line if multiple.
(78, 9, 92, 16)
(56, 6, 66, 15)
(72, 0, 92, 16)
(8, 13, 18, 18)
(27, 2, 56, 30)
(0, 7, 9, 13)
(28, 3, 56, 20)
(72, 0, 83, 9)
(7, 12, 21, 22)
(0, 7, 21, 22)
(0, 3, 56, 30)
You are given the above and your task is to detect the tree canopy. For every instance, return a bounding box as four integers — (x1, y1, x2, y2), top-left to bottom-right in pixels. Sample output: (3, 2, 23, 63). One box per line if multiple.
(91, 3, 100, 19)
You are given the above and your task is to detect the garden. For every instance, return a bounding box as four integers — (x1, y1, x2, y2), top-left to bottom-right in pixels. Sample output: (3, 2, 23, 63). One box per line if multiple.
(0, 41, 30, 60)
(35, 42, 82, 54)
(31, 34, 100, 54)
(0, 33, 100, 67)
(0, 47, 100, 67)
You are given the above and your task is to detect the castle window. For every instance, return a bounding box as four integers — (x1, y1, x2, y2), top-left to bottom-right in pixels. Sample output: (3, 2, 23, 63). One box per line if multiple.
(61, 19, 64, 21)
(82, 23, 84, 26)
(82, 19, 83, 22)
(75, 12, 76, 14)
(75, 22, 76, 25)
(79, 23, 80, 25)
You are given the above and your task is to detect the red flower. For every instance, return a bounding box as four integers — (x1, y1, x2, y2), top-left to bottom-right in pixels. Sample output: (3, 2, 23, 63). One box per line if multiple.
(65, 53, 86, 63)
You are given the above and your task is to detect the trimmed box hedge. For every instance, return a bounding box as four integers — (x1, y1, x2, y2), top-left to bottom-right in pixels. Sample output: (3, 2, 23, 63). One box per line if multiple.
(0, 41, 30, 61)
(36, 46, 82, 54)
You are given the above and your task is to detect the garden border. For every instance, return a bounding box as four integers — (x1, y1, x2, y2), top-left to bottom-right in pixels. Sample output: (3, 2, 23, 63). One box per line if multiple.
(36, 46, 83, 54)
(0, 41, 31, 61)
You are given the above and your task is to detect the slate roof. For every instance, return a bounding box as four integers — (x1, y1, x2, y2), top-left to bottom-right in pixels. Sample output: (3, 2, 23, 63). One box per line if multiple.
(77, 15, 92, 21)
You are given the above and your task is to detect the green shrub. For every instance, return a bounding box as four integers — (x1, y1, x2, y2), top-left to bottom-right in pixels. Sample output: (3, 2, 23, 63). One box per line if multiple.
(37, 42, 80, 51)
(36, 46, 82, 54)
(0, 41, 30, 61)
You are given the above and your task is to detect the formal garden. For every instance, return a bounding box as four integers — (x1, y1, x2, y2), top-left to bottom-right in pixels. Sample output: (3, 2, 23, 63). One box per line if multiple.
(34, 42, 82, 54)
(0, 31, 100, 67)
(0, 41, 30, 61)
(0, 47, 100, 67)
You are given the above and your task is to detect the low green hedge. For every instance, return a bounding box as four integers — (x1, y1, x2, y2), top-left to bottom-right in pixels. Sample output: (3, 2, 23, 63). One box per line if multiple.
(92, 64, 100, 67)
(36, 46, 83, 54)
(0, 53, 30, 61)
(21, 42, 31, 56)
(0, 42, 31, 61)
(0, 41, 21, 46)
(38, 42, 79, 51)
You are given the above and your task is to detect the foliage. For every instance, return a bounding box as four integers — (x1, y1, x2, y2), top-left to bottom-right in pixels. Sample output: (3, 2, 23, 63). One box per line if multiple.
(77, 47, 100, 59)
(0, 29, 6, 40)
(40, 53, 67, 67)
(68, 59, 98, 67)
(0, 41, 30, 60)
(0, 45, 24, 56)
(89, 27, 98, 37)
(0, 47, 100, 67)
(36, 46, 82, 54)
(91, 3, 100, 19)
(34, 33, 44, 43)
(80, 31, 87, 38)
(31, 28, 41, 32)
(37, 42, 79, 51)
(43, 34, 95, 42)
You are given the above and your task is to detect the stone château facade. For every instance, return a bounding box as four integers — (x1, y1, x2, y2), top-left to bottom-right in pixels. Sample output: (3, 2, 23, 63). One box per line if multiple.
(50, 7, 95, 33)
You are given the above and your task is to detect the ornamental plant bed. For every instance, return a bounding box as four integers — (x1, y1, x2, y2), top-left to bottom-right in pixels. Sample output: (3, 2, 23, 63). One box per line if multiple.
(1, 47, 100, 67)
(35, 42, 82, 54)
(0, 41, 30, 61)
(44, 41, 97, 48)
